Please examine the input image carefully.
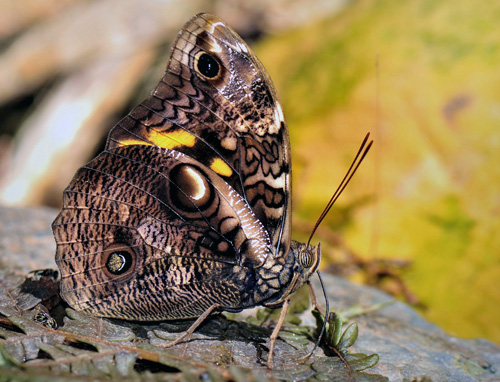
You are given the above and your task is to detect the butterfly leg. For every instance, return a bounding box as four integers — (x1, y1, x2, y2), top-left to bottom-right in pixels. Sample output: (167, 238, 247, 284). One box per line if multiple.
(307, 280, 325, 316)
(298, 275, 330, 362)
(293, 283, 320, 363)
(267, 298, 290, 369)
(160, 304, 219, 348)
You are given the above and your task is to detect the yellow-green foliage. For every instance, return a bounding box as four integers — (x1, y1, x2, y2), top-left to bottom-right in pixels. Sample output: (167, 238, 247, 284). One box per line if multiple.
(255, 0, 500, 343)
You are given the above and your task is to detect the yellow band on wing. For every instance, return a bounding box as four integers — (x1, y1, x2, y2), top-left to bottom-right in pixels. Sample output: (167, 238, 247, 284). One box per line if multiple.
(118, 130, 232, 177)
(210, 157, 233, 177)
(149, 129, 196, 148)
(118, 138, 152, 147)
(119, 129, 196, 149)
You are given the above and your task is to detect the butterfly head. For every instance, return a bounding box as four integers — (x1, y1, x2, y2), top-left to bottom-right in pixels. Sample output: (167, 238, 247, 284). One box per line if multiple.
(287, 240, 321, 295)
(260, 240, 321, 308)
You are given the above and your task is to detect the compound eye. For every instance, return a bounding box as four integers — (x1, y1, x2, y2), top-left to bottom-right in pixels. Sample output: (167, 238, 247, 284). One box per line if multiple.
(195, 52, 221, 80)
(299, 250, 314, 269)
(102, 243, 136, 278)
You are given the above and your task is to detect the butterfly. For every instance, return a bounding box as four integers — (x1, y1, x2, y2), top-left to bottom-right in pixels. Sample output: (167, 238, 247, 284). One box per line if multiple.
(52, 12, 370, 368)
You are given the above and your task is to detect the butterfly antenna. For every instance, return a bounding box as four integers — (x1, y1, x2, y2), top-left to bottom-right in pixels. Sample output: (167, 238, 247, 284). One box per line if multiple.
(306, 133, 373, 247)
(303, 133, 372, 360)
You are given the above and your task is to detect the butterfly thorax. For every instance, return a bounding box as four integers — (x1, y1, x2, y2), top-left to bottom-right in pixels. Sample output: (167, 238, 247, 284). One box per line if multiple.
(235, 240, 321, 309)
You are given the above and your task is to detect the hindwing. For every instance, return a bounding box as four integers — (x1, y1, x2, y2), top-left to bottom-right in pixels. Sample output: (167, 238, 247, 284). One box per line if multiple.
(53, 144, 273, 319)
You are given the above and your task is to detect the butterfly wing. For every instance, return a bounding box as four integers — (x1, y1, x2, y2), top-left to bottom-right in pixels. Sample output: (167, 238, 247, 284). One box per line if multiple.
(53, 13, 294, 320)
(53, 144, 273, 319)
(107, 13, 291, 257)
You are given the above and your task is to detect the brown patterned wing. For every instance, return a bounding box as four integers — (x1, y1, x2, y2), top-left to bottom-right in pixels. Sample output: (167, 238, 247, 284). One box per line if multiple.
(106, 13, 291, 259)
(53, 145, 272, 320)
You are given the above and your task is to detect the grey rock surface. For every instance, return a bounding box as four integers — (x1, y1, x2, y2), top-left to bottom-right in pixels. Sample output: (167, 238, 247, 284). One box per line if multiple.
(0, 205, 57, 271)
(1, 205, 499, 381)
(313, 277, 500, 381)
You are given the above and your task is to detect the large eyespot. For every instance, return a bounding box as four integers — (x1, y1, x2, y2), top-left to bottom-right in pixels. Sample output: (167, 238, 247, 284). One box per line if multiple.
(299, 249, 314, 269)
(102, 243, 136, 278)
(195, 52, 221, 79)
(170, 164, 213, 212)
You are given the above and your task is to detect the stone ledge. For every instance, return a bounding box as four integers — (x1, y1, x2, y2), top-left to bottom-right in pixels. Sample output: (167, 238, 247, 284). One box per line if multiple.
(1, 205, 499, 381)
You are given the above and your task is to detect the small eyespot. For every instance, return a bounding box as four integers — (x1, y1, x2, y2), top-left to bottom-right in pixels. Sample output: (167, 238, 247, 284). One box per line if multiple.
(195, 52, 221, 79)
(300, 250, 314, 269)
(102, 243, 136, 278)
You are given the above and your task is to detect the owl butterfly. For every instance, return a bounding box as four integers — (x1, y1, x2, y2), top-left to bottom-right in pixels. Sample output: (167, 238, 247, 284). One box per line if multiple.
(52, 13, 371, 368)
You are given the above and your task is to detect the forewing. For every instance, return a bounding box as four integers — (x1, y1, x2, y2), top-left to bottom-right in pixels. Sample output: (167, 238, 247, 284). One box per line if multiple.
(106, 13, 291, 257)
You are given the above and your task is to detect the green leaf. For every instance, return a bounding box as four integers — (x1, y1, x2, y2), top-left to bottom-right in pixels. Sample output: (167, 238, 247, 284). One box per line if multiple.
(326, 312, 344, 347)
(338, 323, 359, 350)
(346, 353, 380, 371)
(312, 306, 325, 330)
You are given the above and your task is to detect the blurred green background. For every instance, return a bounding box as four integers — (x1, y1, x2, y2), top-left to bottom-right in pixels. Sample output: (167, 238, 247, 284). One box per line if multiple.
(256, 0, 500, 343)
(1, 0, 499, 344)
